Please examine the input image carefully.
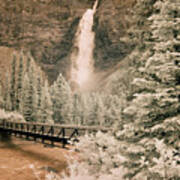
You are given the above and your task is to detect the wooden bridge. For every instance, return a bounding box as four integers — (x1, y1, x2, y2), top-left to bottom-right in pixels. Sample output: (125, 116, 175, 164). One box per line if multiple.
(0, 120, 110, 147)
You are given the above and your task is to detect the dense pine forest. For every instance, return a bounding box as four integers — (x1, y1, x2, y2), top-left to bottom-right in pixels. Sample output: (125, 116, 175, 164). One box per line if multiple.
(0, 0, 180, 179)
(0, 52, 122, 126)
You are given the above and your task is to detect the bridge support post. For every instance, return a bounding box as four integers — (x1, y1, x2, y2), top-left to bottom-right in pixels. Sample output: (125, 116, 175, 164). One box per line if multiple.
(26, 134, 29, 140)
(14, 132, 17, 137)
(19, 133, 22, 138)
(62, 139, 67, 148)
(34, 136, 36, 141)
(0, 130, 11, 142)
(51, 140, 54, 147)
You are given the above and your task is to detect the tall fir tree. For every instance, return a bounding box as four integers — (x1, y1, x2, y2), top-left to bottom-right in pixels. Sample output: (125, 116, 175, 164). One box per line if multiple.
(10, 54, 17, 111)
(33, 71, 43, 121)
(72, 93, 85, 125)
(0, 82, 4, 109)
(22, 73, 33, 121)
(103, 94, 122, 127)
(87, 93, 105, 126)
(40, 80, 53, 123)
(22, 60, 37, 122)
(16, 54, 24, 111)
(51, 73, 72, 124)
(3, 71, 12, 111)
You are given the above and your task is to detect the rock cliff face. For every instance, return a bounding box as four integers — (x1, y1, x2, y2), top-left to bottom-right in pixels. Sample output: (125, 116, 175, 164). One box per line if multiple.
(0, 0, 136, 83)
(94, 0, 136, 71)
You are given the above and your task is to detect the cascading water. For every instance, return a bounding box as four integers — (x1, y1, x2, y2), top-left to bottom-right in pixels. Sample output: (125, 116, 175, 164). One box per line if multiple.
(70, 0, 98, 91)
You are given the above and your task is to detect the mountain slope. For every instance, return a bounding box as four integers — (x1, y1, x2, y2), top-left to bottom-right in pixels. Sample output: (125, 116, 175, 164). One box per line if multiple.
(0, 0, 136, 83)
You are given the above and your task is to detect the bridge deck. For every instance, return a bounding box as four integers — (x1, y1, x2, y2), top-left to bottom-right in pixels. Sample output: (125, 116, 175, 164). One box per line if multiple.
(0, 120, 111, 147)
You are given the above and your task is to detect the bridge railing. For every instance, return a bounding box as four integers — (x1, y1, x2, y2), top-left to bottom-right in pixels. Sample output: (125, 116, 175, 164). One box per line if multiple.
(0, 119, 112, 147)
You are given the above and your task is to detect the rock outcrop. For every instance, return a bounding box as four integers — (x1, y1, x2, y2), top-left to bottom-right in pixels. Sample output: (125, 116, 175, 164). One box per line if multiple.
(94, 0, 136, 71)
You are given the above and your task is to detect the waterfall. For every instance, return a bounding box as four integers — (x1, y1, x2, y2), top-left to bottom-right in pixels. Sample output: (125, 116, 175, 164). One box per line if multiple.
(70, 0, 98, 91)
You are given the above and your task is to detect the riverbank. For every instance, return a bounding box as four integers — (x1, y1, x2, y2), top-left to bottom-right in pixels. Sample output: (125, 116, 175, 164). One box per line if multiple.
(0, 137, 73, 180)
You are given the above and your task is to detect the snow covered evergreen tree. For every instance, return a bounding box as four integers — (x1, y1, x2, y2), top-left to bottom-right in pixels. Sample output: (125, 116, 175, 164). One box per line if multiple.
(103, 95, 122, 127)
(22, 59, 37, 122)
(22, 73, 33, 121)
(0, 82, 4, 108)
(71, 94, 83, 125)
(16, 54, 24, 111)
(40, 80, 53, 123)
(51, 73, 72, 124)
(10, 54, 17, 111)
(86, 93, 108, 126)
(123, 0, 180, 138)
(36, 72, 43, 113)
(32, 70, 44, 121)
(3, 72, 12, 111)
